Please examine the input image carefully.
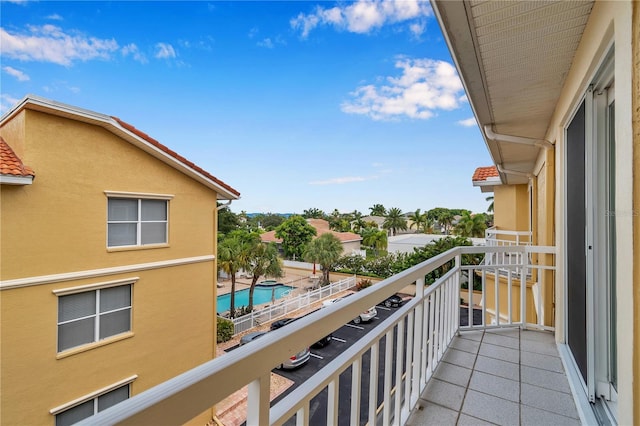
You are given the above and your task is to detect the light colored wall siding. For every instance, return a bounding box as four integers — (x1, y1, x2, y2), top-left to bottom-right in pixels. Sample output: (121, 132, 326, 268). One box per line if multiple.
(0, 110, 218, 425)
(493, 184, 529, 233)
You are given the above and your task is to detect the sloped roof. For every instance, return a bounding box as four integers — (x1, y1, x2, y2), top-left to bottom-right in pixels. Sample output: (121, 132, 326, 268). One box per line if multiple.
(472, 165, 500, 193)
(0, 136, 35, 184)
(0, 95, 240, 199)
(472, 166, 499, 182)
(260, 218, 362, 245)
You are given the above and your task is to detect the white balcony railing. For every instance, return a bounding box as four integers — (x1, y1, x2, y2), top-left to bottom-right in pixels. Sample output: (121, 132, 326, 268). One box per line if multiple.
(77, 244, 555, 426)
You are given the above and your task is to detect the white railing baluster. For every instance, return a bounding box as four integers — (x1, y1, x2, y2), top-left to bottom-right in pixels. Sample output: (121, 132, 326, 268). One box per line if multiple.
(296, 404, 307, 426)
(494, 267, 500, 326)
(247, 374, 270, 426)
(404, 310, 414, 413)
(411, 279, 424, 407)
(383, 329, 394, 426)
(326, 379, 338, 426)
(368, 342, 379, 425)
(395, 318, 404, 426)
(350, 358, 362, 426)
(427, 292, 435, 376)
(507, 269, 513, 324)
(420, 295, 429, 387)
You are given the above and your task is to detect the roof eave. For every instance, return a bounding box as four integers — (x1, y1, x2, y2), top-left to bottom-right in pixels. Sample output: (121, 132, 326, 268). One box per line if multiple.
(0, 175, 34, 185)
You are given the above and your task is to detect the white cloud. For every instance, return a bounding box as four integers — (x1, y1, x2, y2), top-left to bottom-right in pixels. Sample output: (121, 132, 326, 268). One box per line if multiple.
(0, 94, 21, 115)
(121, 43, 147, 63)
(257, 38, 274, 49)
(341, 58, 464, 121)
(291, 0, 431, 38)
(0, 25, 118, 66)
(46, 14, 63, 21)
(457, 117, 477, 127)
(309, 176, 369, 185)
(3, 66, 29, 81)
(154, 42, 176, 59)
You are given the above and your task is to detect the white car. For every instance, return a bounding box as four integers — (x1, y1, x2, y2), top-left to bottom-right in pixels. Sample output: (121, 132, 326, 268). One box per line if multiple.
(322, 296, 377, 324)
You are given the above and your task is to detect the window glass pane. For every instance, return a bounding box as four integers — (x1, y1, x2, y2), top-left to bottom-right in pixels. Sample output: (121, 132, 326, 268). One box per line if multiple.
(108, 199, 138, 221)
(108, 223, 137, 247)
(56, 400, 94, 426)
(97, 385, 129, 412)
(141, 199, 167, 221)
(99, 309, 131, 339)
(58, 318, 95, 351)
(141, 222, 167, 245)
(59, 292, 96, 322)
(100, 286, 131, 312)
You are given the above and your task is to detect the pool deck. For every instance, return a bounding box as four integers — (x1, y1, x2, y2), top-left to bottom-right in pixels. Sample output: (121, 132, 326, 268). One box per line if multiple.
(216, 268, 311, 297)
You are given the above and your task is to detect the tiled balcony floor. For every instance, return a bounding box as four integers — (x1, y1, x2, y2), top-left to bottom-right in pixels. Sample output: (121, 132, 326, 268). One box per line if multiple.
(407, 328, 581, 426)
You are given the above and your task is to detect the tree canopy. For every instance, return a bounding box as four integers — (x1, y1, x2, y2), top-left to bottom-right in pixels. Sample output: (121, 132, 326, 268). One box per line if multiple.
(274, 215, 317, 260)
(383, 207, 407, 236)
(303, 233, 343, 285)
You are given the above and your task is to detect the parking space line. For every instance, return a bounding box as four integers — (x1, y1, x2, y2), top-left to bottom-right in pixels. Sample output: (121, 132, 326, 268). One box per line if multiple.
(345, 324, 364, 330)
(376, 306, 391, 311)
(331, 337, 347, 343)
(310, 353, 323, 359)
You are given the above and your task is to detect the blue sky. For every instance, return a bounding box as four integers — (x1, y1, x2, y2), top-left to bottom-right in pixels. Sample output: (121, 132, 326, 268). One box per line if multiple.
(1, 0, 493, 215)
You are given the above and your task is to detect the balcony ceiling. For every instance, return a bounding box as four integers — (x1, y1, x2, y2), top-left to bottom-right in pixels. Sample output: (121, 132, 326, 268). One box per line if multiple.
(433, 0, 594, 184)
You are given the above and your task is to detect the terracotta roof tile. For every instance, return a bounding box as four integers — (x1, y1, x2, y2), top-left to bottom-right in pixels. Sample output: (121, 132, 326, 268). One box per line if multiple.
(111, 116, 240, 198)
(472, 166, 499, 182)
(0, 137, 35, 178)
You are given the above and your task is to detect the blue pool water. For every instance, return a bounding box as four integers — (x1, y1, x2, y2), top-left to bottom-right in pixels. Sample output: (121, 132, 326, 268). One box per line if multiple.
(216, 284, 292, 313)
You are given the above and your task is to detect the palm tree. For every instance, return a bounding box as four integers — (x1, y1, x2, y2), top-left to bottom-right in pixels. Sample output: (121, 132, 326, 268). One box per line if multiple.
(408, 208, 428, 233)
(245, 242, 283, 311)
(362, 229, 388, 255)
(454, 212, 487, 238)
(369, 204, 387, 216)
(303, 233, 343, 285)
(383, 207, 408, 236)
(218, 235, 248, 318)
(486, 195, 494, 213)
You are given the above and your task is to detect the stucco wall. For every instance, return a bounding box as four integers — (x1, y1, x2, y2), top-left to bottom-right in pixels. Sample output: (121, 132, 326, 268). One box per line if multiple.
(493, 184, 529, 233)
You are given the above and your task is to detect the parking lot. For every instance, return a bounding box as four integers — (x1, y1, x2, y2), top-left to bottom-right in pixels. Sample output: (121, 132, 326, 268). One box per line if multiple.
(269, 303, 401, 426)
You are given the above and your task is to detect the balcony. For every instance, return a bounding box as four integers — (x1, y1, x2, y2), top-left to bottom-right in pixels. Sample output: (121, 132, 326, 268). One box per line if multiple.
(78, 244, 576, 426)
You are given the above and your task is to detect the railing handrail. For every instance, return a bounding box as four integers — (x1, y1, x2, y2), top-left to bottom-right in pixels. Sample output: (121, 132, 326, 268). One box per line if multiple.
(77, 244, 555, 426)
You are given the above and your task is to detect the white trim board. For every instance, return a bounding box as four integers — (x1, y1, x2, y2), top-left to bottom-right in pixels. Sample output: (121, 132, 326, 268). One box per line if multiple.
(0, 255, 214, 290)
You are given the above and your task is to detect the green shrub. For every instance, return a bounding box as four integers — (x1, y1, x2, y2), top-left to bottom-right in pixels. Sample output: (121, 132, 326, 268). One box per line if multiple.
(217, 317, 234, 343)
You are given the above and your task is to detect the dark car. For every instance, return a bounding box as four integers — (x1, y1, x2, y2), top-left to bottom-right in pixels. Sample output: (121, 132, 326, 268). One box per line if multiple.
(380, 294, 404, 308)
(239, 331, 310, 369)
(270, 316, 333, 348)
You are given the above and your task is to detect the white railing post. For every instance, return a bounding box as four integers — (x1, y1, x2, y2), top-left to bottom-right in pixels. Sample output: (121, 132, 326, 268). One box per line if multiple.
(350, 358, 362, 425)
(411, 278, 424, 407)
(368, 342, 379, 425)
(247, 374, 270, 426)
(521, 249, 528, 328)
(383, 329, 394, 426)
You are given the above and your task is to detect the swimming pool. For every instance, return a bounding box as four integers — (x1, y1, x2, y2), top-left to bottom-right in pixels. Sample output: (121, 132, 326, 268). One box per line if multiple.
(216, 284, 293, 313)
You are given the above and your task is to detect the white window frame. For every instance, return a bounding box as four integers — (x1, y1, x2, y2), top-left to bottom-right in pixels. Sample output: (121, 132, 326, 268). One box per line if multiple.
(56, 282, 133, 353)
(105, 191, 172, 248)
(50, 376, 137, 425)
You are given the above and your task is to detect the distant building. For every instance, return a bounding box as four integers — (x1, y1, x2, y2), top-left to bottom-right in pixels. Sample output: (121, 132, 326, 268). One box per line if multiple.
(261, 218, 362, 255)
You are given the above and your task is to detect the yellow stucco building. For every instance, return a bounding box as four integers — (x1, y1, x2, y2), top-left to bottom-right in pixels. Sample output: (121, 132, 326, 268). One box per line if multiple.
(0, 96, 240, 425)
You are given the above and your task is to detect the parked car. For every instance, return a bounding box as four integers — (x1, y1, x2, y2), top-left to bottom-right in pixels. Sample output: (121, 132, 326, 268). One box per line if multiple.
(239, 331, 311, 369)
(380, 294, 404, 308)
(322, 297, 377, 325)
(270, 316, 333, 348)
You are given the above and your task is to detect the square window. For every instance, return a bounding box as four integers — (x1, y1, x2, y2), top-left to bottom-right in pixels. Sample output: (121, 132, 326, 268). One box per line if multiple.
(57, 285, 132, 352)
(107, 198, 168, 247)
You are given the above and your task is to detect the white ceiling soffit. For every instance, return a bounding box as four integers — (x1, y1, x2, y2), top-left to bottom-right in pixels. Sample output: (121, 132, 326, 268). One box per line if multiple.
(432, 0, 594, 184)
